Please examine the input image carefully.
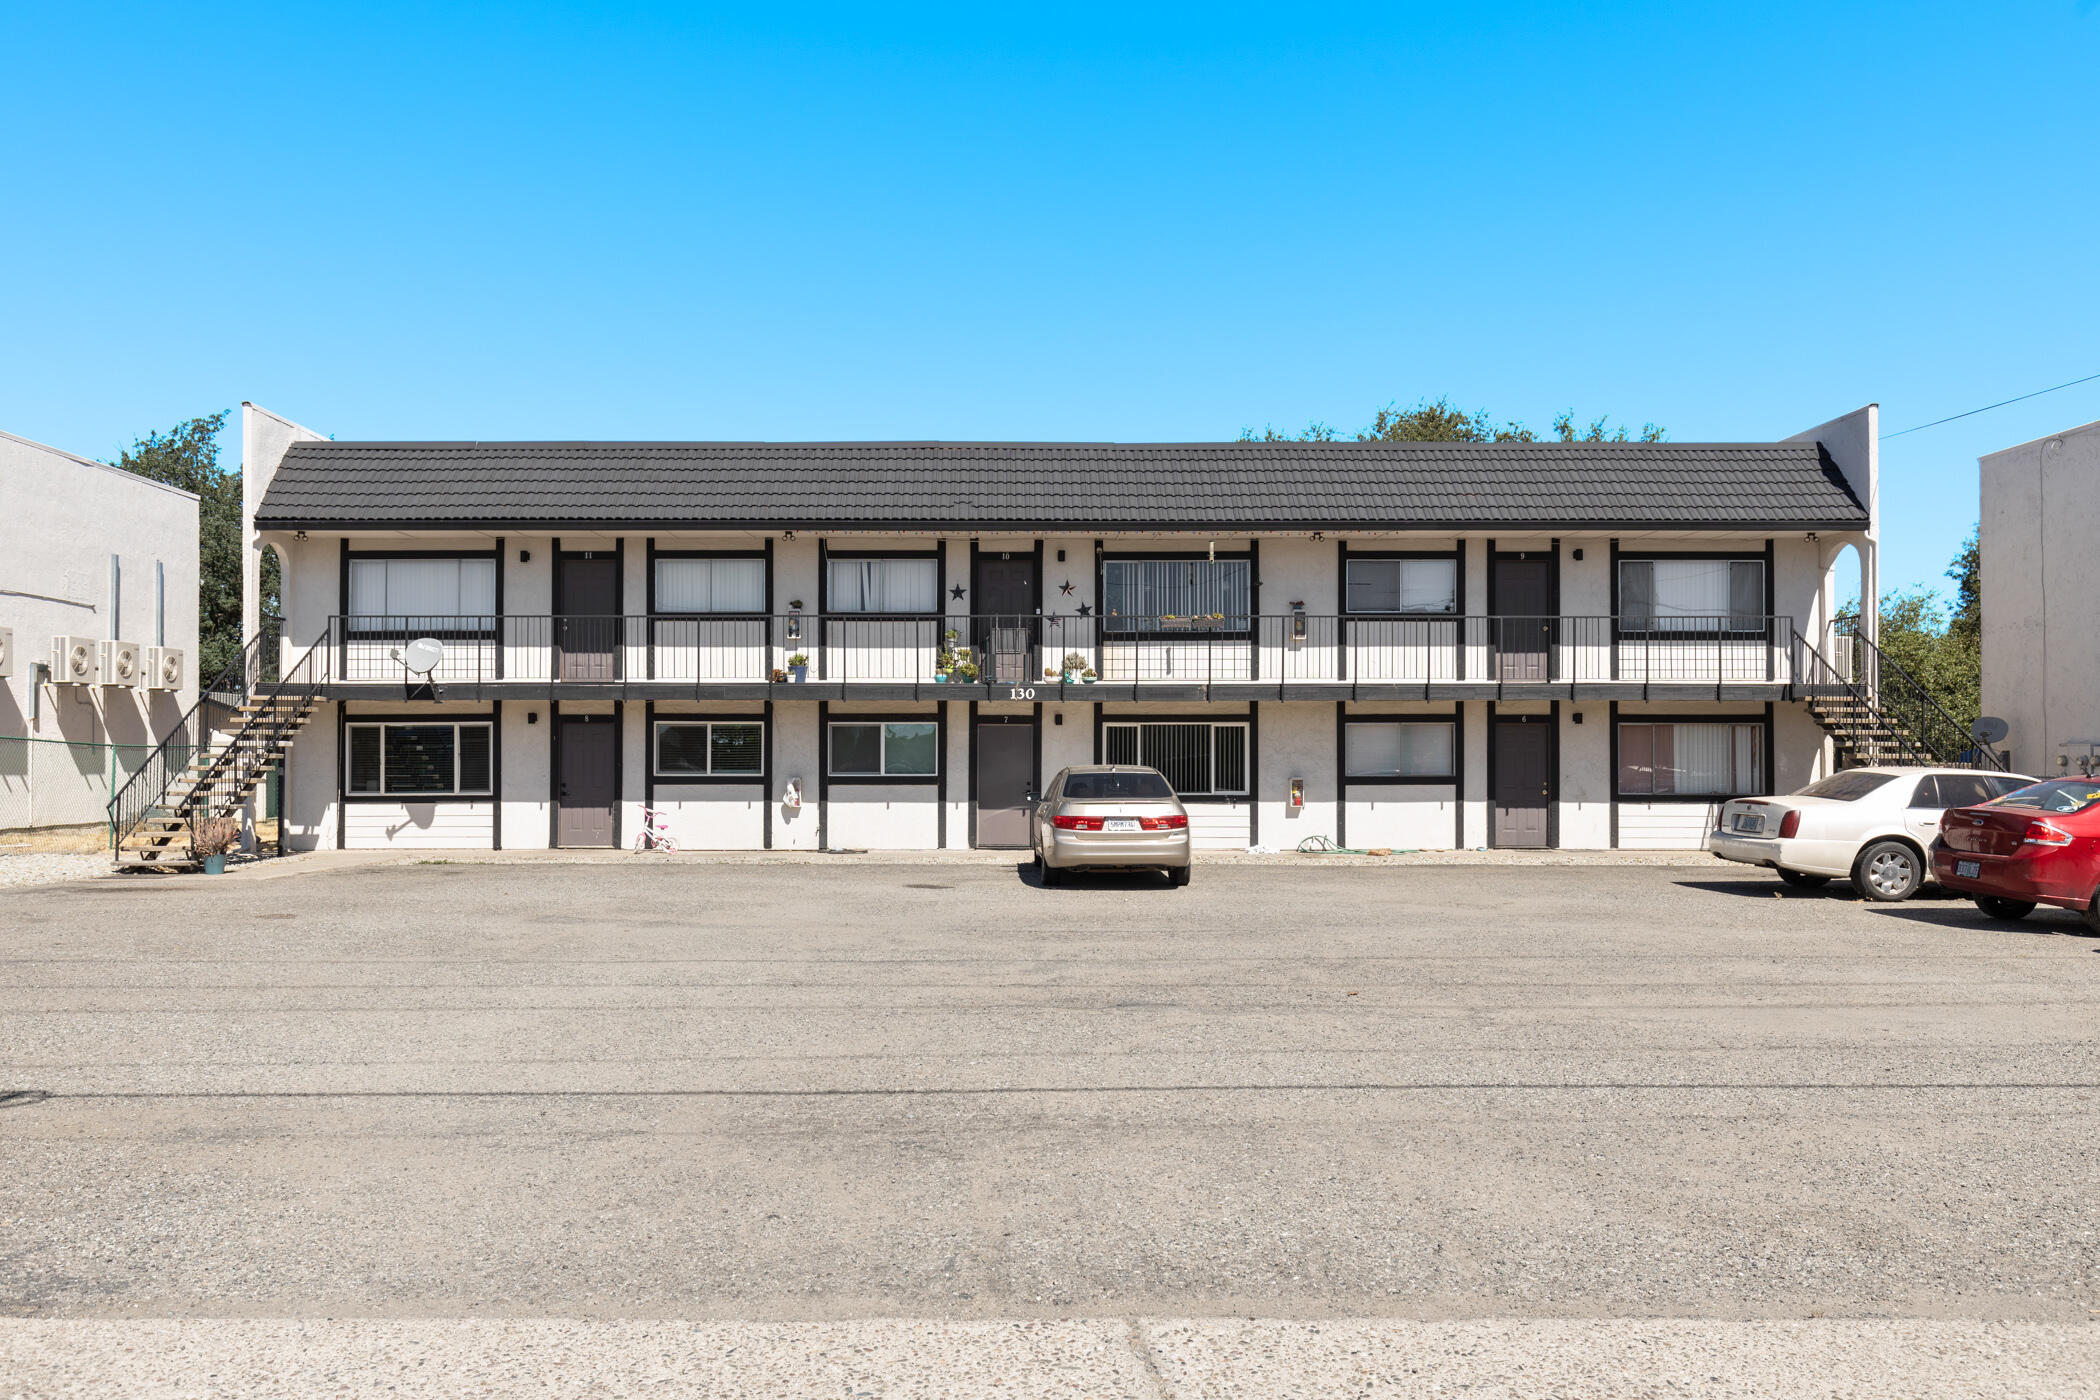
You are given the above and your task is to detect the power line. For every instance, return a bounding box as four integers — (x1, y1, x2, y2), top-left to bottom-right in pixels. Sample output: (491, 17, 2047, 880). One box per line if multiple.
(1882, 370, 2100, 439)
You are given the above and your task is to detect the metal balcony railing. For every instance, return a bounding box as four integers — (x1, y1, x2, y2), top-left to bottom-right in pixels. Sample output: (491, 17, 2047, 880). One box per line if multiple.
(320, 613, 1805, 687)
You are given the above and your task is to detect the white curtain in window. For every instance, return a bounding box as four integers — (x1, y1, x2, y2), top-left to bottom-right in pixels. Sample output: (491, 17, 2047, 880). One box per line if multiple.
(657, 558, 765, 613)
(1670, 722, 1735, 793)
(828, 558, 936, 612)
(1345, 722, 1453, 777)
(349, 558, 496, 617)
(1650, 560, 1732, 621)
(1346, 560, 1456, 614)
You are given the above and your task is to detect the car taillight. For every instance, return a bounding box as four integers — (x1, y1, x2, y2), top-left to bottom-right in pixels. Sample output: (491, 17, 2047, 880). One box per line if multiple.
(1778, 809, 1802, 839)
(1139, 814, 1189, 830)
(2023, 819, 2073, 848)
(1052, 815, 1103, 831)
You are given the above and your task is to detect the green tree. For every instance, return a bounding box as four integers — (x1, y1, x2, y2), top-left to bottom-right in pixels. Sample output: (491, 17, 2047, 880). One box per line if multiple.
(1242, 396, 1665, 444)
(109, 412, 276, 680)
(1840, 527, 1983, 731)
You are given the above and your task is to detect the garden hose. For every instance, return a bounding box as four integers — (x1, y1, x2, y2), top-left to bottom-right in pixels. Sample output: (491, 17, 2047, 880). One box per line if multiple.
(1296, 834, 1414, 857)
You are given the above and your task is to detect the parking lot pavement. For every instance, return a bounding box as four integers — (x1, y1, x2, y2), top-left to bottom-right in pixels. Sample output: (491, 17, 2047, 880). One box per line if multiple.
(2, 861, 2095, 1355)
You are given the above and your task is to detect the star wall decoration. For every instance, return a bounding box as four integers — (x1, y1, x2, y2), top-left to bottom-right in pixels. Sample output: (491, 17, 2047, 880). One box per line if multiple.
(950, 584, 966, 601)
(1058, 580, 1074, 596)
(1076, 603, 1092, 617)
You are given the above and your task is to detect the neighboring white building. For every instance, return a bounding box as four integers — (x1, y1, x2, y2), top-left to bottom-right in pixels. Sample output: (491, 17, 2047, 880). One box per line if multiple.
(1980, 415, 2100, 777)
(0, 427, 199, 831)
(173, 401, 1920, 859)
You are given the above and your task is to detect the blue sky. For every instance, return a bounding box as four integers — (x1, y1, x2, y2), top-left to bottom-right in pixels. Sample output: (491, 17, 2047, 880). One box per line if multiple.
(4, 2, 2096, 604)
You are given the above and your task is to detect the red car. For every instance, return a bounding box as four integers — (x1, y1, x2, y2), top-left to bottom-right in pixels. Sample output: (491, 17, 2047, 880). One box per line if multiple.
(1933, 778, 2100, 928)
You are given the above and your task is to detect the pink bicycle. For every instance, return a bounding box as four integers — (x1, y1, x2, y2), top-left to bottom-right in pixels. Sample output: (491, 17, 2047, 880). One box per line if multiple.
(633, 806, 679, 853)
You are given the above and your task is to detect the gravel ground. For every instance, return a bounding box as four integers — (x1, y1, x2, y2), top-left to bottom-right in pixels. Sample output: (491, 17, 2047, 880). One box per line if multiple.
(0, 851, 109, 889)
(3, 1318, 2094, 1398)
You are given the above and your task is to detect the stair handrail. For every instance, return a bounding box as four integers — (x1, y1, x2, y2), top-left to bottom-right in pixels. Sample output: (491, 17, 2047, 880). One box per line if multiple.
(172, 627, 333, 844)
(1796, 621, 2002, 771)
(107, 619, 329, 853)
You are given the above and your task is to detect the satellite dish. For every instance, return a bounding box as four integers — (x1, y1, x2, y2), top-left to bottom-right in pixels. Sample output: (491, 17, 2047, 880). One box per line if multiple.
(389, 637, 446, 678)
(1970, 716, 2010, 746)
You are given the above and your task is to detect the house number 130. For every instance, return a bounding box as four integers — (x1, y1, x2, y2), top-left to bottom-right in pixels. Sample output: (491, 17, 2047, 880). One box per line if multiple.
(1007, 687, 1036, 701)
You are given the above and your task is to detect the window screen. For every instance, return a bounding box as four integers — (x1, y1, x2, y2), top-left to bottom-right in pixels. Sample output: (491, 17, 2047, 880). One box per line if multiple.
(1619, 559, 1763, 632)
(1345, 559, 1457, 614)
(656, 558, 765, 613)
(1102, 560, 1250, 631)
(828, 558, 937, 613)
(348, 557, 498, 618)
(655, 721, 765, 776)
(345, 722, 494, 797)
(1344, 721, 1456, 778)
(829, 722, 938, 776)
(1099, 722, 1249, 796)
(1617, 722, 1763, 796)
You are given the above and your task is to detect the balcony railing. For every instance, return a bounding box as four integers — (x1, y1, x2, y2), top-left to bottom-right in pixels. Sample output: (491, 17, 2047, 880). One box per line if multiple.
(319, 613, 1807, 688)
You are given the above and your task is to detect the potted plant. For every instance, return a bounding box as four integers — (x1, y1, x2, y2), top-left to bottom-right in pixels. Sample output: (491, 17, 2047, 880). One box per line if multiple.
(934, 647, 960, 683)
(786, 653, 810, 682)
(190, 815, 240, 874)
(952, 657, 981, 683)
(769, 667, 787, 683)
(1045, 667, 1060, 680)
(1061, 651, 1088, 684)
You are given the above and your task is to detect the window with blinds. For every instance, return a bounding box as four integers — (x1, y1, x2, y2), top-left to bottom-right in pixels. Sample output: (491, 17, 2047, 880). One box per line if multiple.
(1345, 558, 1458, 614)
(1343, 721, 1456, 779)
(347, 557, 498, 622)
(827, 558, 938, 613)
(1100, 722, 1248, 796)
(1101, 560, 1250, 632)
(345, 722, 494, 797)
(1616, 721, 1763, 797)
(655, 557, 766, 614)
(1618, 559, 1764, 632)
(654, 721, 764, 777)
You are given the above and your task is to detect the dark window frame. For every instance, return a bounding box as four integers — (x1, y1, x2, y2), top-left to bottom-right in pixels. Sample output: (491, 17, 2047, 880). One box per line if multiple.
(342, 549, 502, 641)
(1339, 714, 1461, 785)
(651, 717, 768, 783)
(648, 549, 771, 620)
(1097, 549, 1255, 640)
(1340, 551, 1463, 619)
(1098, 718, 1252, 799)
(820, 548, 944, 619)
(1613, 712, 1772, 802)
(826, 713, 942, 784)
(342, 716, 497, 801)
(1613, 549, 1772, 642)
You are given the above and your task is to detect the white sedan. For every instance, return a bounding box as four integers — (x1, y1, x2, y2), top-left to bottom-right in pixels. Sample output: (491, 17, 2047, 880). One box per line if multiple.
(1708, 767, 2037, 901)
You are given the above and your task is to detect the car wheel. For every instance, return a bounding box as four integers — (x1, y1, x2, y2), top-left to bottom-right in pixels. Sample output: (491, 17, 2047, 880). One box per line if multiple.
(2083, 887, 2100, 935)
(1852, 840, 1924, 902)
(1975, 895, 2036, 921)
(1037, 850, 1061, 888)
(1167, 864, 1191, 889)
(1776, 868, 1831, 889)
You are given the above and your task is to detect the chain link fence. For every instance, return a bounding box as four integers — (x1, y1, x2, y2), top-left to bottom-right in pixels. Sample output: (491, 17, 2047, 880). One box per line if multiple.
(1, 736, 163, 834)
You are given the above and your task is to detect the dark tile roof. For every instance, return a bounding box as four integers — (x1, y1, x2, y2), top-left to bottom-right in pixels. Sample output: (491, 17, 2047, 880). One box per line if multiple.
(255, 439, 1869, 531)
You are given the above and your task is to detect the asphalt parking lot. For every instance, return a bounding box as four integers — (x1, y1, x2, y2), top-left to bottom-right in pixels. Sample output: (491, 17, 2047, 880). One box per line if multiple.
(3, 857, 2097, 1392)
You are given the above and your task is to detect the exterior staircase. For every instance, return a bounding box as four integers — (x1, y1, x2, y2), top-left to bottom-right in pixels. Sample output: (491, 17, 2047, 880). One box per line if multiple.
(109, 621, 328, 865)
(1795, 629, 2002, 773)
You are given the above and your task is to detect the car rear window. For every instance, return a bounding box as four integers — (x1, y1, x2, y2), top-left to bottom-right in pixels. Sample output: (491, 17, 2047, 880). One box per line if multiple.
(1062, 771, 1176, 801)
(1987, 780, 2100, 815)
(1793, 772, 1897, 802)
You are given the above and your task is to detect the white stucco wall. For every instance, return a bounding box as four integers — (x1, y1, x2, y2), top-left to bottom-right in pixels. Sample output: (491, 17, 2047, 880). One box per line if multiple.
(1257, 700, 1337, 848)
(1558, 702, 1612, 849)
(0, 428, 199, 776)
(1980, 417, 2100, 777)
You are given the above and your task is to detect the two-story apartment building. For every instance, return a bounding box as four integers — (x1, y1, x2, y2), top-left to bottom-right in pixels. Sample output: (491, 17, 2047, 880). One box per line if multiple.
(209, 403, 1883, 858)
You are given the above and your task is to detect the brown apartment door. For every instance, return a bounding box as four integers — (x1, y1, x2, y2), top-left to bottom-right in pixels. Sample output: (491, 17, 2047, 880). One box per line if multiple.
(1493, 555, 1554, 682)
(558, 555, 620, 682)
(977, 554, 1036, 684)
(975, 721, 1034, 848)
(556, 715, 617, 847)
(1493, 717, 1552, 849)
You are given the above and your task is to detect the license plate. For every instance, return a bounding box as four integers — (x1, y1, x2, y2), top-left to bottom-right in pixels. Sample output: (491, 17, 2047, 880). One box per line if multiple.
(1732, 815, 1765, 834)
(1104, 819, 1140, 833)
(1956, 859, 1981, 879)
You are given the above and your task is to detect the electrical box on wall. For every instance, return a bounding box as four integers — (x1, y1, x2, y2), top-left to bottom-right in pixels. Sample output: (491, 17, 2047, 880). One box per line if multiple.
(1289, 777, 1304, 808)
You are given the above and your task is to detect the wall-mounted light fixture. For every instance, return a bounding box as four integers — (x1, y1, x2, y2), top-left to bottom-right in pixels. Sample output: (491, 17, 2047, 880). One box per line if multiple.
(783, 530, 796, 542)
(527, 711, 539, 724)
(294, 530, 308, 542)
(1571, 548, 1583, 561)
(1056, 549, 1066, 562)
(1572, 710, 1584, 724)
(519, 549, 532, 563)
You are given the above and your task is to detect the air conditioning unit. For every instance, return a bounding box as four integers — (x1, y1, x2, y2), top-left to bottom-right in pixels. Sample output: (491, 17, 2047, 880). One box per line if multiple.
(145, 645, 184, 691)
(0, 626, 12, 679)
(102, 640, 144, 688)
(51, 635, 100, 685)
